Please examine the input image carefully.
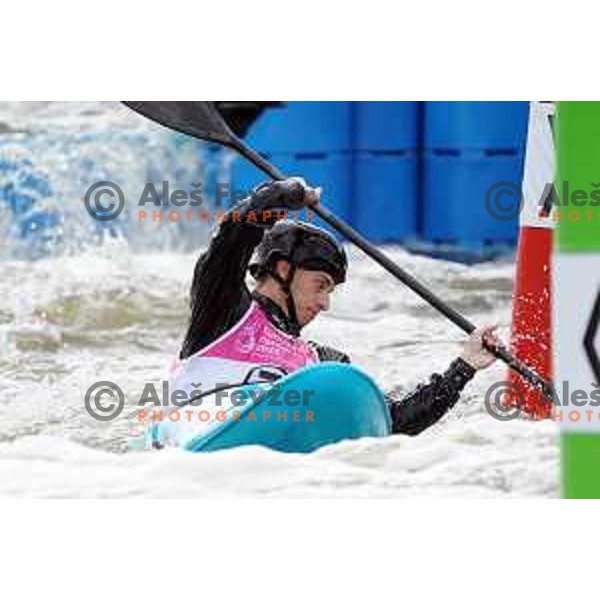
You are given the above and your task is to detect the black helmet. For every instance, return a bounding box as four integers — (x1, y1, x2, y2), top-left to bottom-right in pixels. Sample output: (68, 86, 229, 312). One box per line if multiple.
(249, 221, 347, 285)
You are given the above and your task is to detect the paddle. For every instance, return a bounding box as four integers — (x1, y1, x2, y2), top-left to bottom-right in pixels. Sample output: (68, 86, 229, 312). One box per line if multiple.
(123, 101, 554, 400)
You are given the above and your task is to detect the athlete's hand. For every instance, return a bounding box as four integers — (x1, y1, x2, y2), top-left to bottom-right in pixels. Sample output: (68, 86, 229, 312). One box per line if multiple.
(252, 177, 321, 211)
(460, 325, 500, 370)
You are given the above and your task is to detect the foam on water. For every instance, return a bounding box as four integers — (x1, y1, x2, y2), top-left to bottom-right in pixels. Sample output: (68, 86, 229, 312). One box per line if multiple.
(0, 245, 559, 497)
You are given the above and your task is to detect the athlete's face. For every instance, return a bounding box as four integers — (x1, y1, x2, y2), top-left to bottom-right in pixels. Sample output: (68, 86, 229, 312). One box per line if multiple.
(288, 268, 336, 327)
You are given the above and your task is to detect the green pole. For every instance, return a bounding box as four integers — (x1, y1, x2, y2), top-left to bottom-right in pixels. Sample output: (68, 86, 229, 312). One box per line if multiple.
(557, 101, 600, 497)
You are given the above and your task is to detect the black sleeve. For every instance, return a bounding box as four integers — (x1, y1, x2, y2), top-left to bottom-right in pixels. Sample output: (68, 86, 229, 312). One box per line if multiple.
(306, 338, 475, 436)
(180, 216, 262, 359)
(180, 178, 309, 359)
(385, 357, 476, 436)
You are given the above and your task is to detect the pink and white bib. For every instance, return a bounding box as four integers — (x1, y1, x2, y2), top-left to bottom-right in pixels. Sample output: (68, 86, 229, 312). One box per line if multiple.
(170, 301, 318, 398)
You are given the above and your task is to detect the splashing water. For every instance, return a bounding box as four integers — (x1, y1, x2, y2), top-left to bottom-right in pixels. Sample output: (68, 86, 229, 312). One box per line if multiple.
(0, 102, 237, 260)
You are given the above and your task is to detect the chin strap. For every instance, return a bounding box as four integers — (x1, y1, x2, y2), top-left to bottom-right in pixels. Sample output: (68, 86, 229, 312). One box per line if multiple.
(269, 263, 300, 333)
(267, 229, 305, 334)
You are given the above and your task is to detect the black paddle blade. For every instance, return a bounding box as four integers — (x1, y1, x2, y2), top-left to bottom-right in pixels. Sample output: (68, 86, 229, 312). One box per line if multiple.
(123, 101, 237, 147)
(214, 101, 284, 137)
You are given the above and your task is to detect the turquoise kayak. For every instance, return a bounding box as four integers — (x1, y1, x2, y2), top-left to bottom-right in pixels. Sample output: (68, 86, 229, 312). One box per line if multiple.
(149, 363, 391, 453)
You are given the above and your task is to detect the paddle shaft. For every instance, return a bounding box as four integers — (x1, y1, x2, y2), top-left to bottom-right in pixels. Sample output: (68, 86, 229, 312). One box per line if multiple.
(230, 138, 554, 398)
(121, 103, 553, 398)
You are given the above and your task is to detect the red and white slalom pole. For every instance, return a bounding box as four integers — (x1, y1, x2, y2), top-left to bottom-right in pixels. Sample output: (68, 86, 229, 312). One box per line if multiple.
(507, 101, 556, 418)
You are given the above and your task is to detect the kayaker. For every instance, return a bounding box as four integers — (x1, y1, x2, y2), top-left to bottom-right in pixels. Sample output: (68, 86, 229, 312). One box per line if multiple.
(178, 177, 499, 436)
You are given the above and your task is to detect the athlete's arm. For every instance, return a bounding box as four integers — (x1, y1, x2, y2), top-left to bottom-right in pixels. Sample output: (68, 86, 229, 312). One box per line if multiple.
(385, 358, 476, 435)
(308, 341, 477, 434)
(180, 178, 315, 358)
(386, 326, 498, 435)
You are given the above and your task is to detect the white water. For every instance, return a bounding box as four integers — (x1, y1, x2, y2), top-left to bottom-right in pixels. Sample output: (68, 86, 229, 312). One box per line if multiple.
(0, 102, 559, 497)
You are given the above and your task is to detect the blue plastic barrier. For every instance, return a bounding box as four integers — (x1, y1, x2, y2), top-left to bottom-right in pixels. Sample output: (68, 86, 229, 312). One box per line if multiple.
(244, 102, 354, 154)
(424, 101, 529, 150)
(354, 102, 420, 151)
(352, 152, 418, 242)
(422, 150, 524, 246)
